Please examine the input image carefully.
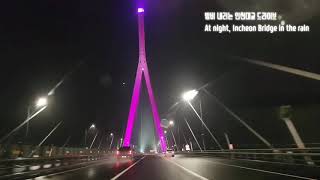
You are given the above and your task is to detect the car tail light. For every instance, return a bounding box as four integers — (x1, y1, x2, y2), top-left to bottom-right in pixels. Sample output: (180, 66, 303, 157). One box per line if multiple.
(116, 151, 119, 155)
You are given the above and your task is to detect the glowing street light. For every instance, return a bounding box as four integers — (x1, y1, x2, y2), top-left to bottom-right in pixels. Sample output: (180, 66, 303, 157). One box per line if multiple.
(164, 130, 167, 134)
(36, 97, 48, 107)
(169, 120, 174, 126)
(85, 124, 97, 147)
(182, 90, 198, 102)
(109, 132, 114, 150)
(168, 121, 178, 150)
(137, 8, 144, 13)
(89, 124, 96, 129)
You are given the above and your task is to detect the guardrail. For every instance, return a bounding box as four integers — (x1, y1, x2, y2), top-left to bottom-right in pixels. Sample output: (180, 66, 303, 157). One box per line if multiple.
(0, 154, 111, 179)
(0, 144, 109, 159)
(176, 148, 320, 166)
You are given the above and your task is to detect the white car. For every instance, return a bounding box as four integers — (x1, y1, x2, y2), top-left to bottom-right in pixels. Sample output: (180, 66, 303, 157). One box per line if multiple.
(165, 149, 175, 157)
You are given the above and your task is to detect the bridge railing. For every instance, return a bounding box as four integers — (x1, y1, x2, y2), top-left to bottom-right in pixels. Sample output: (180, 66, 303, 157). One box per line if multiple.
(0, 144, 116, 179)
(0, 144, 112, 159)
(0, 153, 112, 179)
(176, 148, 320, 166)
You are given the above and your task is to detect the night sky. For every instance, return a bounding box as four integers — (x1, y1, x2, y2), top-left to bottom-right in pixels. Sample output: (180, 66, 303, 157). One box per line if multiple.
(1, 0, 320, 149)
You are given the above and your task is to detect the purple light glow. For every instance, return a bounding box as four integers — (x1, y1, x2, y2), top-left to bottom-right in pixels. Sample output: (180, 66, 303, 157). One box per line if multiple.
(123, 9, 167, 152)
(142, 64, 167, 152)
(137, 8, 144, 13)
(123, 63, 143, 147)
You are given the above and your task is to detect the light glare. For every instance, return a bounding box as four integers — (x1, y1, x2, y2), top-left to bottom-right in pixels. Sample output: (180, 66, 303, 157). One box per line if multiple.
(182, 90, 198, 101)
(137, 8, 144, 13)
(36, 97, 48, 107)
(169, 121, 174, 126)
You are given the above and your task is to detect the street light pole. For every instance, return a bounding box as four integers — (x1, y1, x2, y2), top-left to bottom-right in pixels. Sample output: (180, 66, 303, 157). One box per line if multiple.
(25, 106, 31, 138)
(84, 124, 96, 147)
(84, 129, 87, 147)
(98, 136, 103, 150)
(168, 121, 178, 150)
(164, 130, 169, 146)
(182, 90, 223, 150)
(62, 136, 71, 148)
(170, 129, 178, 151)
(199, 98, 206, 151)
(0, 106, 47, 144)
(203, 88, 273, 149)
(184, 117, 202, 152)
(187, 101, 223, 150)
(109, 133, 114, 150)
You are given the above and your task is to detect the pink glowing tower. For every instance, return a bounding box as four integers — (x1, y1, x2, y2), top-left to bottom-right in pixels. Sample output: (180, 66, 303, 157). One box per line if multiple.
(123, 7, 167, 152)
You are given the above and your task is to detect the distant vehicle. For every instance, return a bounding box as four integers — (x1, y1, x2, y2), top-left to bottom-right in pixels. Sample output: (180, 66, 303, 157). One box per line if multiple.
(149, 149, 157, 154)
(185, 144, 190, 151)
(116, 146, 133, 159)
(165, 149, 175, 157)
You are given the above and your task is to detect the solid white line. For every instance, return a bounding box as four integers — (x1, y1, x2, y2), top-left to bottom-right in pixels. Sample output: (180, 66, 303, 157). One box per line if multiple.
(203, 159, 316, 180)
(199, 155, 320, 168)
(110, 156, 145, 180)
(163, 157, 209, 180)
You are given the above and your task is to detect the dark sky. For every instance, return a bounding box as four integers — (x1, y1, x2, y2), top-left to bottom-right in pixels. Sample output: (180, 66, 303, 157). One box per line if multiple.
(1, 0, 320, 149)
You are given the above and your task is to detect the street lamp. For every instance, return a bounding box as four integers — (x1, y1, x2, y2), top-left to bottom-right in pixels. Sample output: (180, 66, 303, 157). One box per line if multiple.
(89, 124, 96, 129)
(85, 124, 96, 147)
(36, 97, 48, 107)
(182, 90, 198, 102)
(169, 120, 174, 126)
(137, 7, 144, 13)
(109, 133, 114, 150)
(168, 122, 178, 151)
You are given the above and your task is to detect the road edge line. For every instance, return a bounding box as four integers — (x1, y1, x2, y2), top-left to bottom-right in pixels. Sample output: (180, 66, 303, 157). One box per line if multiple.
(203, 159, 317, 180)
(162, 157, 209, 180)
(110, 156, 145, 180)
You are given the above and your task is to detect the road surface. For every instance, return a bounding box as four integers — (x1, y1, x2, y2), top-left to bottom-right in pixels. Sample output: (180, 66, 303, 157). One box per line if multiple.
(31, 154, 319, 180)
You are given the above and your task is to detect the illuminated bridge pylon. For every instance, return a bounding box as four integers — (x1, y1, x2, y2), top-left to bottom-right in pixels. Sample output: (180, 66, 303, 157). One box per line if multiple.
(122, 7, 167, 152)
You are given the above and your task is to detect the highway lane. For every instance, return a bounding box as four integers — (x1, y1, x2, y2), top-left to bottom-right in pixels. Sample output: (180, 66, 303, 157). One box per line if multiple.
(30, 157, 142, 180)
(168, 155, 319, 180)
(30, 155, 319, 180)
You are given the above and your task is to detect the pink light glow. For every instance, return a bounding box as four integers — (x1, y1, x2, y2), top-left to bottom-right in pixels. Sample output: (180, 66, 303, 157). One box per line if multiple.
(123, 9, 167, 152)
(137, 8, 144, 13)
(122, 63, 143, 147)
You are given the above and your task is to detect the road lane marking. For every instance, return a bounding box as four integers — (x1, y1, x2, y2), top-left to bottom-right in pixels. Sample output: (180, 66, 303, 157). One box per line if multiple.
(110, 156, 145, 180)
(162, 157, 209, 180)
(203, 159, 316, 180)
(198, 155, 320, 168)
